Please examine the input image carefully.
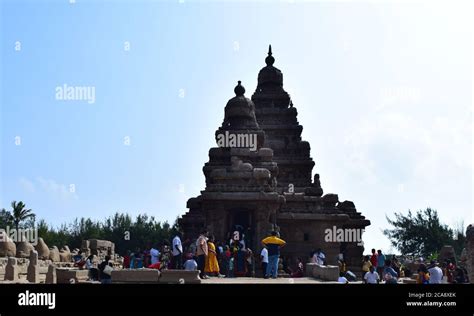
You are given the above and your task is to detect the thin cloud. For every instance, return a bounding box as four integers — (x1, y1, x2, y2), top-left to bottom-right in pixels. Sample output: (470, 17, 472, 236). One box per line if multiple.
(18, 177, 79, 201)
(18, 177, 36, 193)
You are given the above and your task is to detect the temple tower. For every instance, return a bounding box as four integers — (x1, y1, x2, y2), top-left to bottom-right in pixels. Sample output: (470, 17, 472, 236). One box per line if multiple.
(180, 47, 370, 272)
(180, 81, 284, 252)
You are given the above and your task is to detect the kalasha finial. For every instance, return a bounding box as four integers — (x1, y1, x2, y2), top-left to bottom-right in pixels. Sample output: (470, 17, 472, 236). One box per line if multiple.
(234, 80, 245, 96)
(265, 44, 275, 66)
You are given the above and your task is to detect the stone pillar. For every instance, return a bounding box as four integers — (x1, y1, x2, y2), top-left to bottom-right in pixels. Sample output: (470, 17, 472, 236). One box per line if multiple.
(344, 242, 364, 273)
(212, 207, 227, 243)
(4, 257, 19, 281)
(27, 250, 40, 283)
(81, 240, 91, 257)
(110, 243, 115, 257)
(466, 224, 474, 284)
(254, 210, 270, 250)
(46, 265, 57, 284)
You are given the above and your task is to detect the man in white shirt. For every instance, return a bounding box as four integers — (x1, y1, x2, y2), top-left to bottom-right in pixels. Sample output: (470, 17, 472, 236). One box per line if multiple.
(313, 249, 325, 265)
(428, 260, 443, 284)
(364, 266, 380, 284)
(260, 246, 269, 278)
(172, 232, 183, 269)
(150, 245, 160, 265)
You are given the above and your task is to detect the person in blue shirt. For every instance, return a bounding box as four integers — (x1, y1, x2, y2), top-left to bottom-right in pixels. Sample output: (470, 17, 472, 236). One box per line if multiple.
(383, 259, 398, 284)
(261, 231, 286, 279)
(376, 250, 386, 279)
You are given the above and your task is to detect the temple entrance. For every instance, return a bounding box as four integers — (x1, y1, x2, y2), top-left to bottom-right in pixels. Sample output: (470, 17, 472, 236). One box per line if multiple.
(227, 210, 254, 250)
(228, 209, 254, 277)
(233, 210, 250, 230)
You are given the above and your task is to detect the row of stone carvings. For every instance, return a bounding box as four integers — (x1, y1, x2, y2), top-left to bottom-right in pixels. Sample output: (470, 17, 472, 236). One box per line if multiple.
(0, 232, 114, 262)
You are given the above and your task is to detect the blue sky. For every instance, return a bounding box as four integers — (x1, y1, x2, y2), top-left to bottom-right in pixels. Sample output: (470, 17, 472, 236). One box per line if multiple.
(1, 0, 472, 253)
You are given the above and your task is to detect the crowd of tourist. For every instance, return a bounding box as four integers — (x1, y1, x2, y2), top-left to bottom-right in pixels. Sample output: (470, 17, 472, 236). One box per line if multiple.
(358, 248, 470, 284)
(114, 229, 294, 279)
(72, 231, 469, 284)
(72, 252, 114, 284)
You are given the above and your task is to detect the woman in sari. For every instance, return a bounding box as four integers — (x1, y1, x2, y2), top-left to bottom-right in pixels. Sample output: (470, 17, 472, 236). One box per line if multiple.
(205, 235, 224, 277)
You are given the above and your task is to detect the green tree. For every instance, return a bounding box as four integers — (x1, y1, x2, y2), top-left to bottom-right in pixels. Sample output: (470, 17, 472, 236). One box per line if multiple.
(0, 208, 13, 228)
(3, 200, 180, 255)
(68, 218, 102, 248)
(384, 208, 463, 258)
(9, 201, 35, 231)
(101, 212, 133, 254)
(36, 219, 50, 242)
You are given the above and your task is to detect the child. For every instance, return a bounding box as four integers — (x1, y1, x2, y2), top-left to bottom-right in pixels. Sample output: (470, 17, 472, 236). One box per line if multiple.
(290, 257, 304, 278)
(220, 245, 231, 277)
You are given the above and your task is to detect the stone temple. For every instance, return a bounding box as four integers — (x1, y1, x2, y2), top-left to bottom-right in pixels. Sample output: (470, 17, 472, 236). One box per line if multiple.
(179, 46, 370, 270)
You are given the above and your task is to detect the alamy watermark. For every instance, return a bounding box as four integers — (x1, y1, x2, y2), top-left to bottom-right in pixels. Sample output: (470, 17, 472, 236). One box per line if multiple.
(55, 84, 95, 104)
(0, 226, 38, 246)
(216, 131, 257, 151)
(378, 86, 421, 109)
(324, 226, 364, 246)
(18, 290, 55, 310)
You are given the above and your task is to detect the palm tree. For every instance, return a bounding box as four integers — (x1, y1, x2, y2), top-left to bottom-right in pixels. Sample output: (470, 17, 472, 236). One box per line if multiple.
(9, 201, 35, 231)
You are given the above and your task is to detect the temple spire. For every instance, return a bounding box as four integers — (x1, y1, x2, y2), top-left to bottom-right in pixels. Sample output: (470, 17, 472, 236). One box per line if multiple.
(234, 80, 245, 96)
(265, 44, 275, 66)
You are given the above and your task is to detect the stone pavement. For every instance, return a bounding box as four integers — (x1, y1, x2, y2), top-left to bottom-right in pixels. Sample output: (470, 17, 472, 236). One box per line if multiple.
(200, 277, 361, 284)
